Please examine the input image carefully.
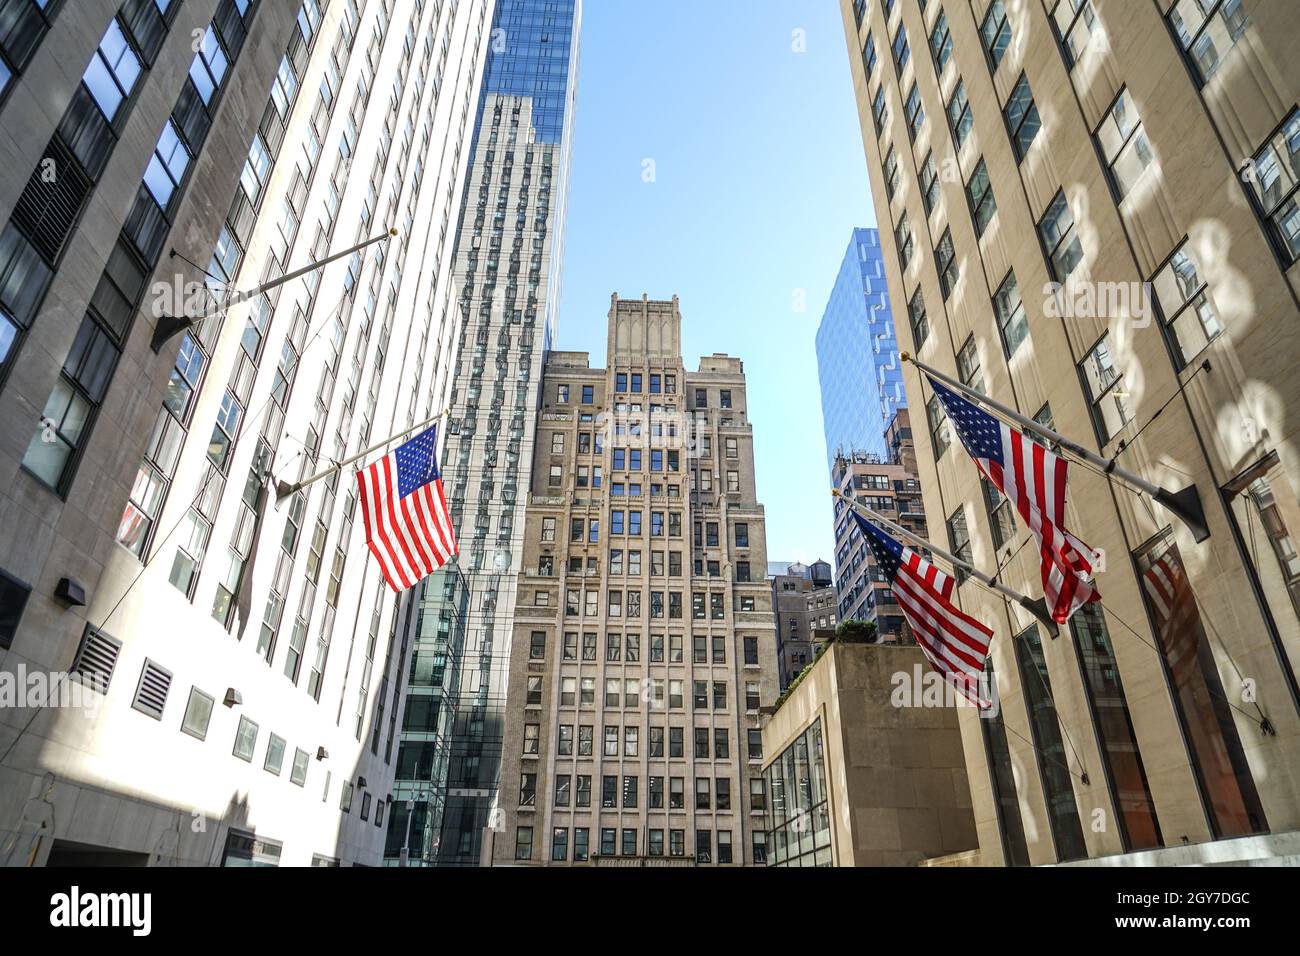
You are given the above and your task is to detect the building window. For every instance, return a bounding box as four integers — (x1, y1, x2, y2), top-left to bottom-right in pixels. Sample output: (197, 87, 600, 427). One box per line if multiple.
(934, 229, 958, 298)
(1151, 239, 1224, 367)
(946, 79, 973, 150)
(1004, 74, 1041, 161)
(980, 0, 1012, 69)
(927, 394, 949, 459)
(232, 715, 258, 761)
(862, 31, 878, 77)
(982, 477, 1016, 550)
(965, 158, 996, 236)
(930, 9, 953, 72)
(904, 82, 924, 140)
(946, 506, 972, 566)
(84, 19, 144, 124)
(958, 336, 984, 395)
(1067, 603, 1162, 850)
(993, 270, 1029, 358)
(1168, 0, 1249, 86)
(1050, 0, 1099, 70)
(980, 661, 1030, 865)
(220, 830, 282, 868)
(919, 152, 940, 214)
(1135, 532, 1267, 838)
(0, 568, 32, 649)
(180, 687, 214, 741)
(884, 144, 899, 199)
(884, 214, 914, 281)
(871, 85, 888, 134)
(264, 733, 286, 776)
(1245, 109, 1300, 266)
(891, 23, 909, 70)
(22, 313, 119, 492)
(1039, 190, 1084, 281)
(907, 287, 929, 346)
(514, 827, 533, 861)
(1096, 89, 1153, 200)
(1079, 332, 1132, 444)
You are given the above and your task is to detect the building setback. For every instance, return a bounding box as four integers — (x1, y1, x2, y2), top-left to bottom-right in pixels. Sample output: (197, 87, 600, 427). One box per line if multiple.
(384, 0, 581, 867)
(830, 408, 927, 640)
(0, 0, 495, 866)
(490, 294, 781, 866)
(840, 0, 1300, 863)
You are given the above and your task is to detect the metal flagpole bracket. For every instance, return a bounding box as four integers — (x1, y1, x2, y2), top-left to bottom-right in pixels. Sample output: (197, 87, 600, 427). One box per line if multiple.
(1154, 484, 1211, 544)
(150, 229, 398, 355)
(900, 352, 1211, 545)
(274, 406, 449, 503)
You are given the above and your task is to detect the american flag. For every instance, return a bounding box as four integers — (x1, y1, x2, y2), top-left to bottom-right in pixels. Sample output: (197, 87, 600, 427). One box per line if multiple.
(1140, 546, 1202, 689)
(928, 376, 1100, 623)
(357, 424, 457, 592)
(852, 510, 993, 707)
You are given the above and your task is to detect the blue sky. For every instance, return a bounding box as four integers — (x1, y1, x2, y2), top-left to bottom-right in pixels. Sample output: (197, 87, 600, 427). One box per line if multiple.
(556, 0, 876, 566)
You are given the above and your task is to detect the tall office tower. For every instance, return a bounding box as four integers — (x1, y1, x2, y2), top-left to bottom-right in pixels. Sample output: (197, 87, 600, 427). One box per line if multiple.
(385, 0, 581, 867)
(815, 227, 906, 476)
(771, 559, 838, 689)
(839, 0, 1300, 864)
(828, 409, 926, 640)
(0, 0, 496, 866)
(489, 294, 781, 866)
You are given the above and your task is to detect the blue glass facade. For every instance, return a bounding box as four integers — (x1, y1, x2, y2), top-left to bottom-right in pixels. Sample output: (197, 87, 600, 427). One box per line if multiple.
(480, 0, 578, 144)
(815, 228, 905, 475)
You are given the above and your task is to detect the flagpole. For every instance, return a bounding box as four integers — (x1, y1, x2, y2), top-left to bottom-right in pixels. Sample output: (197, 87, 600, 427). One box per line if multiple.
(833, 489, 1059, 633)
(900, 352, 1210, 543)
(150, 229, 399, 353)
(274, 407, 450, 502)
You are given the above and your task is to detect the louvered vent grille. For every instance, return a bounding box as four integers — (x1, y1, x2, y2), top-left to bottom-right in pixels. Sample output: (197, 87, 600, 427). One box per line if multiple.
(11, 137, 92, 263)
(131, 659, 172, 720)
(70, 626, 121, 694)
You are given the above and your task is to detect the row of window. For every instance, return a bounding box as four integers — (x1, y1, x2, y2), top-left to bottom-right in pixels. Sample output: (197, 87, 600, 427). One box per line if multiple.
(528, 771, 757, 813)
(517, 825, 760, 864)
(525, 676, 764, 714)
(561, 588, 760, 618)
(545, 724, 755, 761)
(534, 630, 763, 665)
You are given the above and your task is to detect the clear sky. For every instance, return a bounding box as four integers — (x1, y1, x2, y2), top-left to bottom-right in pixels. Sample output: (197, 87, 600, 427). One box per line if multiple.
(555, 0, 876, 567)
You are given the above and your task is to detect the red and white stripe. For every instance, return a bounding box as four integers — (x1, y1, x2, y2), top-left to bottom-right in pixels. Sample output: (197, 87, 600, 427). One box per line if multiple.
(894, 546, 994, 707)
(357, 455, 457, 592)
(1141, 550, 1201, 686)
(981, 427, 1100, 624)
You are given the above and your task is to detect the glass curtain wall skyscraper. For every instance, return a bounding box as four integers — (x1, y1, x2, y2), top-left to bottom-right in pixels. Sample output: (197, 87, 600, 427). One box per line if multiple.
(387, 0, 581, 866)
(815, 227, 905, 475)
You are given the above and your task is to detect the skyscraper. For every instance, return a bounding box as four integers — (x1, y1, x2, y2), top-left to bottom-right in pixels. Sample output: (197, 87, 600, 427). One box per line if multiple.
(840, 0, 1300, 864)
(0, 0, 497, 866)
(489, 294, 780, 866)
(815, 227, 906, 476)
(386, 0, 581, 866)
